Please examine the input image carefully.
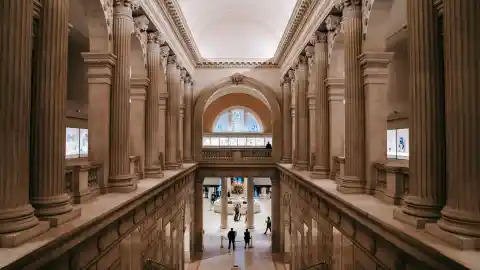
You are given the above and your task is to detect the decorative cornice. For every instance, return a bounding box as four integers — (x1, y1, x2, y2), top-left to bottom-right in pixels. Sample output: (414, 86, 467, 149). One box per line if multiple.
(196, 60, 278, 69)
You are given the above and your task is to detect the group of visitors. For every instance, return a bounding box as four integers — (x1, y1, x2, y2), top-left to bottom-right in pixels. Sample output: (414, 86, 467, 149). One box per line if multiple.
(226, 216, 272, 250)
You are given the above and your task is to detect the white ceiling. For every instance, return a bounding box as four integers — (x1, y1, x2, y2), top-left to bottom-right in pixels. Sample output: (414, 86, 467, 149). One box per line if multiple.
(176, 0, 298, 60)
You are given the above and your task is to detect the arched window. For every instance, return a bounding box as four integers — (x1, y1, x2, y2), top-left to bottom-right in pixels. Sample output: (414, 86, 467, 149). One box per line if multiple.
(213, 107, 263, 133)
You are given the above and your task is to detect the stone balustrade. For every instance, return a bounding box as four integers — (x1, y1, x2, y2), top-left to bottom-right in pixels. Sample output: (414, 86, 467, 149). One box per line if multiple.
(201, 148, 274, 163)
(130, 155, 143, 180)
(373, 162, 409, 205)
(329, 156, 344, 183)
(65, 160, 103, 204)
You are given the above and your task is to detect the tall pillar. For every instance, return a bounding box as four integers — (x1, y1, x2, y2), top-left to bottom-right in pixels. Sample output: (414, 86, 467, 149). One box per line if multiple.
(30, 0, 81, 224)
(108, 0, 136, 192)
(311, 30, 330, 179)
(158, 46, 170, 168)
(338, 0, 365, 193)
(271, 178, 281, 252)
(145, 32, 164, 177)
(0, 0, 50, 247)
(82, 53, 116, 192)
(183, 76, 194, 162)
(427, 0, 480, 250)
(247, 177, 255, 229)
(289, 69, 297, 163)
(165, 55, 180, 169)
(194, 178, 203, 254)
(177, 67, 185, 166)
(129, 77, 147, 179)
(326, 78, 345, 180)
(221, 177, 228, 229)
(306, 45, 316, 169)
(281, 76, 293, 163)
(394, 0, 446, 228)
(293, 55, 309, 170)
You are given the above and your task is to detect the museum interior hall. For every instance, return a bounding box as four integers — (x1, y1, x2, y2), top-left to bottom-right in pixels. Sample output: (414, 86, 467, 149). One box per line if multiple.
(1, 0, 479, 269)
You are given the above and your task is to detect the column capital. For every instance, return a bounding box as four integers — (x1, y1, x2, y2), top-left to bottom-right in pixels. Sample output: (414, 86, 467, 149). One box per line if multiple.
(160, 45, 171, 58)
(180, 68, 187, 80)
(167, 55, 177, 65)
(294, 55, 307, 70)
(81, 52, 117, 84)
(359, 52, 393, 85)
(325, 15, 341, 32)
(133, 15, 149, 33)
(147, 31, 163, 44)
(288, 68, 295, 81)
(314, 30, 328, 44)
(305, 45, 315, 59)
(326, 78, 345, 102)
(342, 0, 361, 7)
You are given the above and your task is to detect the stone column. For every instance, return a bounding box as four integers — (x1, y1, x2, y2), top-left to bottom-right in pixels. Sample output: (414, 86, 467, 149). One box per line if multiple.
(158, 46, 170, 168)
(306, 46, 316, 169)
(311, 30, 330, 179)
(338, 0, 365, 193)
(271, 178, 281, 252)
(144, 32, 164, 177)
(290, 69, 297, 163)
(281, 76, 293, 163)
(30, 0, 81, 225)
(0, 0, 50, 247)
(293, 55, 309, 170)
(165, 55, 180, 169)
(393, 0, 446, 228)
(326, 79, 345, 180)
(247, 177, 255, 229)
(183, 76, 194, 162)
(82, 53, 116, 192)
(129, 77, 147, 179)
(221, 177, 228, 229)
(359, 52, 392, 193)
(177, 67, 184, 166)
(427, 0, 480, 250)
(108, 0, 136, 192)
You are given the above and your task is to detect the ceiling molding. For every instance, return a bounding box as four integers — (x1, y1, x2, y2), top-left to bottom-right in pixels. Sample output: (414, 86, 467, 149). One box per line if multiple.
(158, 0, 316, 69)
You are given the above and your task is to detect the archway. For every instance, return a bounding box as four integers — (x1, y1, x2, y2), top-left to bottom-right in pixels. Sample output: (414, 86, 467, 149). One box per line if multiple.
(211, 106, 265, 133)
(193, 74, 282, 160)
(81, 0, 111, 52)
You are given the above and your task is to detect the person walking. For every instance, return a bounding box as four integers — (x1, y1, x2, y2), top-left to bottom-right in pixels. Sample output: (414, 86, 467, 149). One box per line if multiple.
(227, 228, 236, 250)
(244, 229, 251, 249)
(264, 216, 272, 234)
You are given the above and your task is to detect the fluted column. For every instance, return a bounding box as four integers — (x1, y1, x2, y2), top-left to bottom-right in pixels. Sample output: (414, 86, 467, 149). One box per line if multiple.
(183, 77, 194, 162)
(221, 177, 228, 229)
(165, 55, 180, 169)
(290, 69, 297, 163)
(145, 32, 164, 178)
(393, 0, 446, 228)
(293, 55, 309, 170)
(306, 45, 316, 169)
(30, 0, 81, 224)
(281, 76, 293, 163)
(311, 30, 330, 179)
(338, 0, 365, 193)
(108, 0, 136, 192)
(427, 0, 480, 250)
(0, 0, 50, 247)
(157, 46, 170, 168)
(178, 69, 186, 165)
(247, 177, 255, 229)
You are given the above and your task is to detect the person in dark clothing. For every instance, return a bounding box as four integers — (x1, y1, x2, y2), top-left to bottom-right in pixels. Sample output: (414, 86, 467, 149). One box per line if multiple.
(227, 228, 236, 250)
(244, 229, 251, 248)
(265, 141, 272, 149)
(264, 216, 272, 234)
(227, 191, 231, 197)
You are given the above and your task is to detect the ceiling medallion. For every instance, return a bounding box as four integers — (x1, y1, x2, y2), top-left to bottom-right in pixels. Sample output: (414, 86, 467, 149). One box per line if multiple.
(162, 0, 315, 68)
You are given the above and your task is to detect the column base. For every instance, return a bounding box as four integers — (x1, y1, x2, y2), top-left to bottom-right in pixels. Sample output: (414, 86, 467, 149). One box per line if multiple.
(425, 223, 480, 251)
(280, 158, 292, 164)
(337, 175, 365, 194)
(293, 161, 309, 171)
(183, 158, 194, 163)
(393, 208, 437, 229)
(247, 225, 255, 230)
(145, 166, 164, 178)
(108, 173, 137, 193)
(310, 167, 330, 179)
(220, 224, 227, 230)
(165, 163, 181, 170)
(40, 207, 81, 227)
(0, 221, 50, 248)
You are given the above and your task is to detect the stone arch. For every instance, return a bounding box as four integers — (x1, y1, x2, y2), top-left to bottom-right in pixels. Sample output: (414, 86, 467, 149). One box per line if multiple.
(363, 0, 404, 51)
(210, 105, 266, 133)
(329, 31, 345, 78)
(81, 0, 111, 52)
(130, 35, 147, 78)
(193, 75, 282, 160)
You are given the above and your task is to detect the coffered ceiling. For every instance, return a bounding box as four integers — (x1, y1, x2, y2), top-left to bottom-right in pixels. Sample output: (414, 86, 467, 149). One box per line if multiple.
(176, 0, 298, 60)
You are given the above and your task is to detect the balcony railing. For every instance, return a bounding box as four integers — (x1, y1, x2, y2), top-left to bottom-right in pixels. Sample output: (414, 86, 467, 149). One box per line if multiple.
(202, 132, 272, 148)
(373, 161, 409, 205)
(65, 160, 102, 203)
(201, 148, 273, 163)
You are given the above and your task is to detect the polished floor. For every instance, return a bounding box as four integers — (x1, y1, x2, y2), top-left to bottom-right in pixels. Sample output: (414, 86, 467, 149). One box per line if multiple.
(188, 196, 284, 270)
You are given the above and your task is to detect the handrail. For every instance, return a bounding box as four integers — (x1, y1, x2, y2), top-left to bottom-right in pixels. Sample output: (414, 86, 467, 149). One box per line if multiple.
(143, 259, 170, 270)
(304, 261, 328, 270)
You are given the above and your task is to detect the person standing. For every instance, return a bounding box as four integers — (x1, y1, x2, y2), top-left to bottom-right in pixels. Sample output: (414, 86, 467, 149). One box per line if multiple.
(227, 228, 236, 250)
(244, 229, 251, 249)
(264, 216, 272, 234)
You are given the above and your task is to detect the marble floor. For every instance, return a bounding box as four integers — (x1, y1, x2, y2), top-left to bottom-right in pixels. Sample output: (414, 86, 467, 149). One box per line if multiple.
(188, 196, 283, 270)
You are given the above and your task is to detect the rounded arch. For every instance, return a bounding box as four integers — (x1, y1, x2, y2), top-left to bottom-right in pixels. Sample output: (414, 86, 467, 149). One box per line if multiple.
(81, 0, 111, 52)
(130, 35, 147, 78)
(329, 31, 345, 78)
(211, 105, 265, 133)
(193, 75, 282, 160)
(364, 0, 404, 51)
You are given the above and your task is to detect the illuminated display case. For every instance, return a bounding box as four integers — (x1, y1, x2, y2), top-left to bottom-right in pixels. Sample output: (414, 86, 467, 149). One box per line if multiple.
(386, 128, 409, 160)
(202, 134, 273, 148)
(66, 127, 88, 159)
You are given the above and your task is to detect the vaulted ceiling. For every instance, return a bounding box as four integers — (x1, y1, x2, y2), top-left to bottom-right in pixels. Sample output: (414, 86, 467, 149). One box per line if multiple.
(176, 0, 298, 60)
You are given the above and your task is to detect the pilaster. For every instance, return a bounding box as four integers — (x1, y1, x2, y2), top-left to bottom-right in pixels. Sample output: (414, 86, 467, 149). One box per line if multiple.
(221, 177, 228, 229)
(183, 77, 194, 162)
(0, 0, 49, 247)
(247, 177, 255, 229)
(129, 77, 148, 180)
(306, 45, 316, 169)
(338, 0, 365, 194)
(109, 0, 136, 192)
(293, 55, 309, 170)
(394, 0, 446, 228)
(30, 0, 81, 225)
(165, 54, 180, 169)
(326, 78, 345, 180)
(281, 75, 293, 163)
(359, 52, 393, 194)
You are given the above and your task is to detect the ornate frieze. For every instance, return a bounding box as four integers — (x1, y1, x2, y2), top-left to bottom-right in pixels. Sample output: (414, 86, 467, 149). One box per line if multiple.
(362, 0, 374, 39)
(196, 60, 278, 69)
